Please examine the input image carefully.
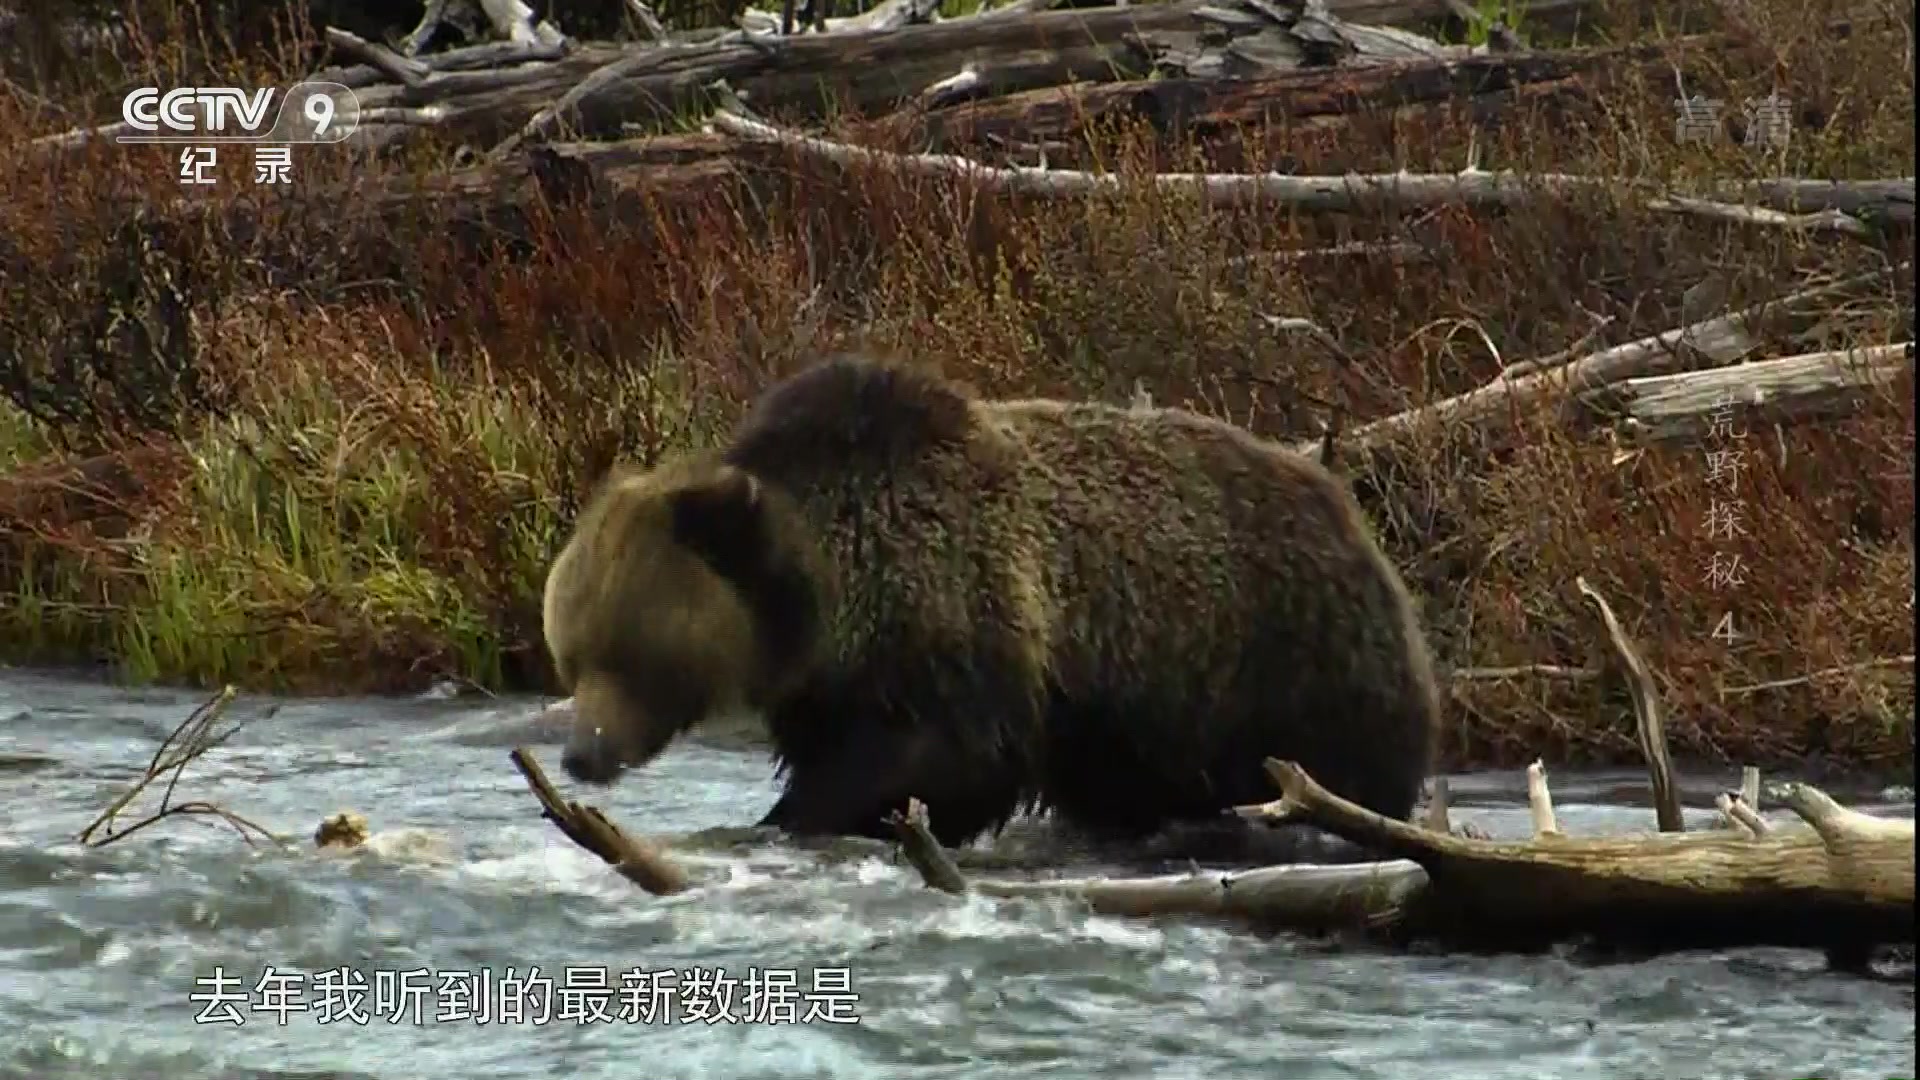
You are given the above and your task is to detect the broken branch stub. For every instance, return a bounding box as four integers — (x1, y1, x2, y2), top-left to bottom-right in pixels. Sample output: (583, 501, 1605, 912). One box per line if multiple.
(1421, 776, 1452, 833)
(884, 798, 968, 894)
(1574, 576, 1683, 833)
(1526, 760, 1559, 836)
(1716, 792, 1770, 838)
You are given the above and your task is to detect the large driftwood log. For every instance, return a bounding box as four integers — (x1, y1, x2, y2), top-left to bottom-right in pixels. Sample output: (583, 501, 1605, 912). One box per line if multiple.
(1258, 759, 1914, 954)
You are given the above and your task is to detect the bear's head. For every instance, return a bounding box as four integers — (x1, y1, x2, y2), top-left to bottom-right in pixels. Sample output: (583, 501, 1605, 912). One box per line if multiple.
(543, 456, 824, 786)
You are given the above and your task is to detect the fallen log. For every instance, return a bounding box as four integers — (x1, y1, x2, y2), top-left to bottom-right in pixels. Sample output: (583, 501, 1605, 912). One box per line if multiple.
(709, 108, 1915, 225)
(504, 727, 1910, 967)
(1291, 265, 1908, 467)
(867, 35, 1732, 155)
(1718, 791, 1770, 837)
(1579, 342, 1915, 446)
(887, 797, 1433, 924)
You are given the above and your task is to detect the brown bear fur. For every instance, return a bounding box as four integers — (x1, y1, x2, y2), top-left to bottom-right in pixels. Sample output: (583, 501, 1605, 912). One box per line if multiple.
(544, 353, 1442, 850)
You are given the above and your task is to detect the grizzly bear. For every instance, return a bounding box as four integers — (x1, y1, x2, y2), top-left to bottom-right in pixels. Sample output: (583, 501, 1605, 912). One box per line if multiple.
(544, 353, 1442, 853)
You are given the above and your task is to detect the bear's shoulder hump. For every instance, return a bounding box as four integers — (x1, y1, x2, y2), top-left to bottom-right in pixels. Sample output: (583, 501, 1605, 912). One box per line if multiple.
(725, 352, 980, 472)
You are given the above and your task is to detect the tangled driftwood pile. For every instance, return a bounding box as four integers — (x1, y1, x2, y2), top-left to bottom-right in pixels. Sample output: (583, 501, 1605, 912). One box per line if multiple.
(37, 0, 1620, 154)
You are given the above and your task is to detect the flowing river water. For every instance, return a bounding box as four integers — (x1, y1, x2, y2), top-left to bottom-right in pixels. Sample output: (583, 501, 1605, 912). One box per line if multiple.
(0, 668, 1913, 1079)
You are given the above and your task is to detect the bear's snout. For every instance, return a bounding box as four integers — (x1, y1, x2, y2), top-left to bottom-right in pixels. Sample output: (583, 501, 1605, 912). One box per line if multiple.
(561, 744, 626, 785)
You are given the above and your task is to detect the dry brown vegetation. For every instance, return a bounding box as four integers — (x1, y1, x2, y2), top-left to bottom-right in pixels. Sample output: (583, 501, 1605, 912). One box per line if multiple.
(0, 0, 1911, 780)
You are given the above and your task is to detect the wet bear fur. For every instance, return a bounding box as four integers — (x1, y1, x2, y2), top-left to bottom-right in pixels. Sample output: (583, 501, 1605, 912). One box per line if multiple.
(544, 353, 1442, 850)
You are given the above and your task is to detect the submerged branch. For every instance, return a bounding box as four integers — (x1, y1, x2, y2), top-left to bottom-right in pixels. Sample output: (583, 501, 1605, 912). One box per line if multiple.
(508, 746, 692, 894)
(76, 686, 285, 850)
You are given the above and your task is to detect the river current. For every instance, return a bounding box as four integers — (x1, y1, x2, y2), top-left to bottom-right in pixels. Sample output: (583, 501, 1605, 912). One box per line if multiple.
(0, 669, 1913, 1079)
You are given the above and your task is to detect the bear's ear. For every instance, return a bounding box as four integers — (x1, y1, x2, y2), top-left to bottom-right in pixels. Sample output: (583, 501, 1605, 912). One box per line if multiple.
(668, 466, 770, 584)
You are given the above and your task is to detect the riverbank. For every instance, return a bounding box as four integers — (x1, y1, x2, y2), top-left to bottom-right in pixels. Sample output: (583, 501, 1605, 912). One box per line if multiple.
(0, 0, 1911, 778)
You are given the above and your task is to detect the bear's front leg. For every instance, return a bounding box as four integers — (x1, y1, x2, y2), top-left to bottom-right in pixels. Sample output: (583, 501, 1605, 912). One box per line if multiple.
(756, 640, 1048, 848)
(756, 722, 988, 845)
(756, 784, 900, 843)
(755, 724, 944, 842)
(757, 700, 1036, 848)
